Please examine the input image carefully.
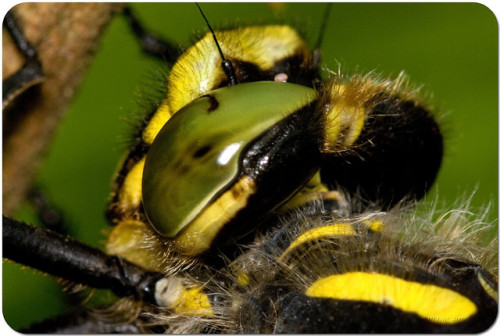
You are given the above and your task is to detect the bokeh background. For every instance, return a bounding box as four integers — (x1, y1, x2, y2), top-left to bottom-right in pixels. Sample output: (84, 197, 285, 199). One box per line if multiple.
(3, 3, 498, 330)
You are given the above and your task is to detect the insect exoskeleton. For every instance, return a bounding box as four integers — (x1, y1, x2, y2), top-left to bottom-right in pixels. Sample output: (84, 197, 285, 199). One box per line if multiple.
(2, 3, 497, 333)
(106, 24, 442, 266)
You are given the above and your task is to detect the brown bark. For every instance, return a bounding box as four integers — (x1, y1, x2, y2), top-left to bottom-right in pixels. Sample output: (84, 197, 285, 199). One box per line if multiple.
(2, 3, 123, 214)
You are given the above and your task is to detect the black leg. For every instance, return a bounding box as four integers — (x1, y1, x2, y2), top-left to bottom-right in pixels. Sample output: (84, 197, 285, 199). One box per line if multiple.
(2, 11, 44, 108)
(3, 216, 164, 304)
(122, 6, 181, 64)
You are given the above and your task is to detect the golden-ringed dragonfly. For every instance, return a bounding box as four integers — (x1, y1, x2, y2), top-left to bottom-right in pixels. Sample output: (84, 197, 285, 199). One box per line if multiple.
(2, 3, 497, 333)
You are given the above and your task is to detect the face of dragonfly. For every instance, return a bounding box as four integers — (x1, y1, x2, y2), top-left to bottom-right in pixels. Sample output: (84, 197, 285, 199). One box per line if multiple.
(2, 3, 497, 333)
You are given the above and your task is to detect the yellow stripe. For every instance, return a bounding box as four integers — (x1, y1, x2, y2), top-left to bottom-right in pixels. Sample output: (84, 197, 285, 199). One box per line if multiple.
(142, 101, 172, 145)
(323, 84, 366, 151)
(306, 272, 477, 324)
(172, 175, 256, 256)
(117, 157, 146, 210)
(362, 219, 384, 232)
(478, 271, 498, 302)
(279, 223, 356, 260)
(279, 172, 329, 211)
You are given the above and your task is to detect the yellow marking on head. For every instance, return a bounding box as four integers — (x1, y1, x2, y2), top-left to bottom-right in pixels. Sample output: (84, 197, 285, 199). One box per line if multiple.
(478, 271, 498, 302)
(172, 175, 256, 256)
(117, 157, 145, 210)
(279, 223, 356, 261)
(142, 101, 172, 145)
(106, 219, 161, 272)
(219, 26, 307, 70)
(306, 272, 477, 324)
(167, 26, 309, 113)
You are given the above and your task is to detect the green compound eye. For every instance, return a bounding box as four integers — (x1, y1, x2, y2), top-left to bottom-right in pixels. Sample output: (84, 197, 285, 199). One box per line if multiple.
(142, 81, 318, 255)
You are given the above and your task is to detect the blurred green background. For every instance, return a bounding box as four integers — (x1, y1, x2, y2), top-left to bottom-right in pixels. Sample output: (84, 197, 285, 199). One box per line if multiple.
(3, 3, 498, 331)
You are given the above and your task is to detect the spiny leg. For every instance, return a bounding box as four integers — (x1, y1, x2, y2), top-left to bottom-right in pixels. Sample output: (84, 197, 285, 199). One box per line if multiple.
(3, 216, 164, 304)
(3, 216, 218, 331)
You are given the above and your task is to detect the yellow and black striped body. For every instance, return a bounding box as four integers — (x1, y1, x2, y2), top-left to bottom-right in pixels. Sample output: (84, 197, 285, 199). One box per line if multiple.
(2, 4, 496, 333)
(98, 24, 497, 333)
(113, 203, 496, 333)
(227, 208, 497, 333)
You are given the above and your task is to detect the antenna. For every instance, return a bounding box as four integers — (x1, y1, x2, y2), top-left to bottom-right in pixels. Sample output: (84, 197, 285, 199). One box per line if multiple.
(315, 3, 332, 50)
(196, 3, 238, 86)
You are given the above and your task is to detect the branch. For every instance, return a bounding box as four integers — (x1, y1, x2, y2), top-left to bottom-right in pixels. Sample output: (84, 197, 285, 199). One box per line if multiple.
(2, 3, 123, 214)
